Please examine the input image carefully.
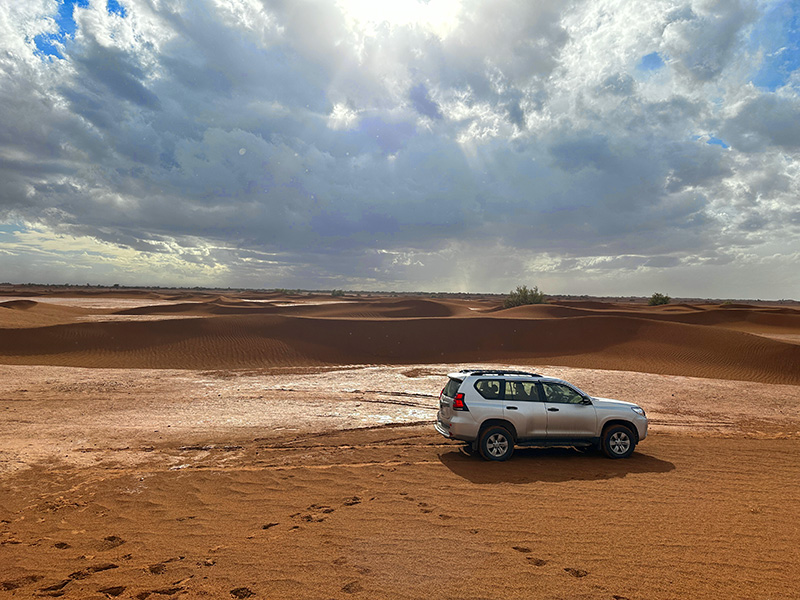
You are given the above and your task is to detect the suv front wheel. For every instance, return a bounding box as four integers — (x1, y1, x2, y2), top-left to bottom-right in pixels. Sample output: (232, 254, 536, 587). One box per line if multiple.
(602, 425, 636, 459)
(479, 426, 515, 461)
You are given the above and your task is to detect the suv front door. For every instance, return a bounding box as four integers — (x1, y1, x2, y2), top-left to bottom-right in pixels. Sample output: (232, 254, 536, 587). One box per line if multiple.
(539, 382, 597, 437)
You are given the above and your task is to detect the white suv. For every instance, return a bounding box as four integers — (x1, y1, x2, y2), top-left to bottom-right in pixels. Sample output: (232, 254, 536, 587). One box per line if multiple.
(435, 369, 648, 461)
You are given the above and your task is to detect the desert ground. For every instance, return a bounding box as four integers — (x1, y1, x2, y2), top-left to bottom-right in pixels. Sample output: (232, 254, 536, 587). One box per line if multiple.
(1, 289, 799, 599)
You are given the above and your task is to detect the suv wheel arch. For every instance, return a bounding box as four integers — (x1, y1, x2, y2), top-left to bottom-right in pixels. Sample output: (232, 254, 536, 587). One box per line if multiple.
(478, 419, 518, 441)
(601, 419, 639, 444)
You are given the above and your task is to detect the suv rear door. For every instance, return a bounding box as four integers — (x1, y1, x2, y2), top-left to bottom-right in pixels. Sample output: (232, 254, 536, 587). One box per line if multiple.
(503, 379, 547, 440)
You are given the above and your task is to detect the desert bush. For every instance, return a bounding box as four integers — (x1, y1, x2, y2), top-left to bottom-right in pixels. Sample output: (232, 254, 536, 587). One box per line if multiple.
(648, 292, 671, 306)
(331, 289, 345, 297)
(504, 285, 545, 308)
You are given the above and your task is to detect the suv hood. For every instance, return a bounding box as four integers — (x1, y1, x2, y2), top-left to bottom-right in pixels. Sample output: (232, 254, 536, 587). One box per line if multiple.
(591, 396, 640, 409)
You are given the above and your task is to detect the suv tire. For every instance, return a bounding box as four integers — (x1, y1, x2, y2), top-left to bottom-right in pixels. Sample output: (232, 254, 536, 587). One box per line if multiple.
(479, 426, 515, 461)
(602, 425, 636, 459)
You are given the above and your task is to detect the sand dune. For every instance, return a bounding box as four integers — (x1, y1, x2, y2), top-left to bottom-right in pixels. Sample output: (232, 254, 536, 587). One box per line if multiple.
(115, 297, 472, 319)
(1, 312, 798, 384)
(1, 294, 798, 383)
(496, 301, 800, 334)
(0, 299, 38, 310)
(0, 299, 93, 329)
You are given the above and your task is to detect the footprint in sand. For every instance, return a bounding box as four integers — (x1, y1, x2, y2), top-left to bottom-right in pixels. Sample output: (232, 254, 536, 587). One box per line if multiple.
(136, 586, 184, 599)
(100, 535, 125, 550)
(53, 541, 71, 549)
(230, 587, 255, 599)
(1, 575, 44, 591)
(512, 547, 547, 567)
(98, 585, 126, 597)
(293, 504, 334, 523)
(261, 522, 279, 530)
(70, 563, 119, 580)
(147, 563, 167, 575)
(38, 579, 71, 594)
(342, 580, 363, 593)
(146, 556, 185, 575)
(343, 496, 361, 506)
(564, 567, 589, 578)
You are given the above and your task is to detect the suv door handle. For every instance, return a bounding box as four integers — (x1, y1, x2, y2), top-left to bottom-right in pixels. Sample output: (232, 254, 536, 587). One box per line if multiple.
(506, 406, 518, 410)
(547, 407, 560, 412)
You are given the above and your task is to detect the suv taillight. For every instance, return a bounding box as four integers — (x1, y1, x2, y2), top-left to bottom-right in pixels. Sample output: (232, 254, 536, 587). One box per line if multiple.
(452, 392, 468, 411)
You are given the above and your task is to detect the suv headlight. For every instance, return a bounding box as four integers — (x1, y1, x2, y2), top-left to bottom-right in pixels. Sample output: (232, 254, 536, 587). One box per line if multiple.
(631, 406, 646, 417)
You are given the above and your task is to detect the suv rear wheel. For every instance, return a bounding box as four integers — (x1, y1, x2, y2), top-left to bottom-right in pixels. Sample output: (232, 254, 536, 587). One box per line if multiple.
(602, 425, 636, 459)
(479, 426, 515, 461)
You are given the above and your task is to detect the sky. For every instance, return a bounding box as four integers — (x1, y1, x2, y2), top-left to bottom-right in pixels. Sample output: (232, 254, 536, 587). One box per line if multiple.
(0, 0, 799, 298)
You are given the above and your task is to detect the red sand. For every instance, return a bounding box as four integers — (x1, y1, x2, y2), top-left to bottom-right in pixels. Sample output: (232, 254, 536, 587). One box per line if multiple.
(1, 291, 799, 599)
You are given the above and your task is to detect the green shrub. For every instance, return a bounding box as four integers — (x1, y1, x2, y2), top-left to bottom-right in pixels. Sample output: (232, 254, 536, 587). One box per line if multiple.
(331, 289, 345, 297)
(648, 292, 671, 306)
(504, 285, 545, 308)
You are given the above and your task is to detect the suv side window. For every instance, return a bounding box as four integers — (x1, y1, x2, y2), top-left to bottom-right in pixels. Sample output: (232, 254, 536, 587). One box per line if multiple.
(474, 379, 503, 400)
(541, 383, 585, 404)
(506, 381, 541, 402)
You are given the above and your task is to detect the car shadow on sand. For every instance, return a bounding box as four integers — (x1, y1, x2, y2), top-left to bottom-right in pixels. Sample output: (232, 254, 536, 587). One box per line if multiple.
(438, 446, 675, 484)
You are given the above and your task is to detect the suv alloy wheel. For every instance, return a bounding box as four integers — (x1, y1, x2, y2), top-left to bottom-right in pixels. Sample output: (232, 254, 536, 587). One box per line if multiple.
(479, 426, 515, 461)
(602, 424, 636, 459)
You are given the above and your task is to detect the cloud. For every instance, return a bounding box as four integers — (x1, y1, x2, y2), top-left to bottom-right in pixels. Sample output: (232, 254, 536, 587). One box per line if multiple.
(0, 0, 798, 298)
(723, 92, 800, 151)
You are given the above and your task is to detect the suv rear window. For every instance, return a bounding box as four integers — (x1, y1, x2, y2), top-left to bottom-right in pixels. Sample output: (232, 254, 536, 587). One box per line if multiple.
(474, 379, 503, 399)
(442, 378, 462, 398)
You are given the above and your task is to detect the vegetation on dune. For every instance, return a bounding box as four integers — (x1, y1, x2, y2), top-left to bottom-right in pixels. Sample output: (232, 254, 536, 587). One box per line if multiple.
(330, 289, 345, 297)
(648, 292, 671, 306)
(503, 285, 546, 308)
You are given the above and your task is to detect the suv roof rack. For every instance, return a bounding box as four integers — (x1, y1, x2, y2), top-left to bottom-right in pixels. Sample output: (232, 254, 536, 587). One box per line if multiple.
(458, 369, 542, 377)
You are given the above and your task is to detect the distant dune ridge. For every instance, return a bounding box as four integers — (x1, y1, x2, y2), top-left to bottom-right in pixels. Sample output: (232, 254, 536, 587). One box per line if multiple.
(0, 293, 799, 384)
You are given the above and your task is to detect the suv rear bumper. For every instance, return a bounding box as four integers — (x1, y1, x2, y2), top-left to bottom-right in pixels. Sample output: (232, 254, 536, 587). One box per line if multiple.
(435, 418, 478, 442)
(434, 420, 451, 438)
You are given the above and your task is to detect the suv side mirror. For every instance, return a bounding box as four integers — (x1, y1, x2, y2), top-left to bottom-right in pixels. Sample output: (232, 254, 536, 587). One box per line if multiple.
(581, 397, 592, 405)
